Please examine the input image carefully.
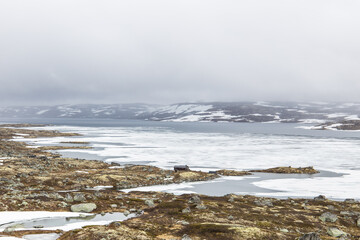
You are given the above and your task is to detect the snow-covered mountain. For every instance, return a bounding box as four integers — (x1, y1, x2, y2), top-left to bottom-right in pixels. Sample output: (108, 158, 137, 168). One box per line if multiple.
(0, 104, 154, 119)
(1, 102, 360, 123)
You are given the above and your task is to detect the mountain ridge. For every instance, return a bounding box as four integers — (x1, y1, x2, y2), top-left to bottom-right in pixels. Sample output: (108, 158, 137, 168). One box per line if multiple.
(1, 102, 359, 124)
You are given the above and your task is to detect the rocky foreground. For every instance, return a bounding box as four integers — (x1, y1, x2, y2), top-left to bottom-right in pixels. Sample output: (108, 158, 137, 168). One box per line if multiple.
(0, 124, 360, 239)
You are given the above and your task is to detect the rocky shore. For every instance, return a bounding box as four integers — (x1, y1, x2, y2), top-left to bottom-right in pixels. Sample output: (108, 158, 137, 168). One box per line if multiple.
(0, 124, 360, 239)
(314, 120, 360, 131)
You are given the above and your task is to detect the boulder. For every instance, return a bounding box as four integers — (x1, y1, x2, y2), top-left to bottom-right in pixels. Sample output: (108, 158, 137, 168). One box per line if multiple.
(144, 199, 155, 207)
(188, 195, 201, 204)
(327, 227, 346, 238)
(299, 232, 321, 240)
(319, 212, 338, 223)
(314, 195, 326, 201)
(70, 203, 97, 213)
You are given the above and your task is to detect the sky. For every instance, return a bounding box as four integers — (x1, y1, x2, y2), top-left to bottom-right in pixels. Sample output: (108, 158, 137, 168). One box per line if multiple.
(0, 0, 360, 106)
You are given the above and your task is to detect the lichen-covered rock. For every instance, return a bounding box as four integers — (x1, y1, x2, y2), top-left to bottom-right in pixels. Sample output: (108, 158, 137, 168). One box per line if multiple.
(299, 232, 321, 240)
(70, 203, 97, 213)
(254, 198, 273, 207)
(144, 199, 155, 207)
(314, 195, 326, 201)
(319, 212, 338, 222)
(327, 227, 346, 237)
(188, 195, 201, 204)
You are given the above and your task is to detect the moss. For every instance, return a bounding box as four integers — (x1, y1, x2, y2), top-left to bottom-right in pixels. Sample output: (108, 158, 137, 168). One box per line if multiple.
(181, 223, 236, 240)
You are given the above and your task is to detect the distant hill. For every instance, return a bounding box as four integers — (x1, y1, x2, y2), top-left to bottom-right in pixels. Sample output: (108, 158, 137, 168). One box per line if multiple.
(1, 102, 360, 123)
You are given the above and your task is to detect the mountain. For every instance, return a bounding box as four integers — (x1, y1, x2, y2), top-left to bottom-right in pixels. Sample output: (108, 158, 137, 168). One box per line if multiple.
(1, 102, 360, 124)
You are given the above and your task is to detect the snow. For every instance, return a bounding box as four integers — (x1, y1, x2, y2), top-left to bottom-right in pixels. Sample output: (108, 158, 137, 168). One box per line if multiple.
(23, 233, 60, 240)
(345, 115, 360, 120)
(19, 122, 360, 199)
(327, 113, 348, 118)
(155, 104, 212, 115)
(298, 119, 326, 124)
(0, 212, 91, 227)
(36, 110, 49, 115)
(86, 185, 113, 191)
(253, 169, 360, 199)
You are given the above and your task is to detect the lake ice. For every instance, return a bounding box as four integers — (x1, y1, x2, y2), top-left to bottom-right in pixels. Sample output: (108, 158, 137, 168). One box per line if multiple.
(10, 119, 360, 199)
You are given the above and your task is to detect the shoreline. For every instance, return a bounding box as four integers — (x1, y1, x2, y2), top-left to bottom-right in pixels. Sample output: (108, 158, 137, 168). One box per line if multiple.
(1, 124, 360, 239)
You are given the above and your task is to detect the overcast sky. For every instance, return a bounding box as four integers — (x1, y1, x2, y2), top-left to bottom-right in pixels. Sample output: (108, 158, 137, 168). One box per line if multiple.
(0, 0, 360, 106)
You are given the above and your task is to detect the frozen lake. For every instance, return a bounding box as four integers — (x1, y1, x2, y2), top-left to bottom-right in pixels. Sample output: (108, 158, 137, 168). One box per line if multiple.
(5, 118, 360, 199)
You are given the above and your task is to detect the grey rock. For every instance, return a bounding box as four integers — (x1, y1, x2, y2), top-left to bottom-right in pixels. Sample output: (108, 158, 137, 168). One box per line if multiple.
(144, 199, 155, 207)
(123, 210, 130, 216)
(178, 220, 189, 225)
(299, 232, 320, 240)
(65, 193, 74, 203)
(254, 199, 273, 207)
(344, 198, 356, 203)
(340, 211, 360, 216)
(182, 234, 192, 240)
(319, 212, 338, 223)
(188, 195, 201, 204)
(182, 207, 191, 213)
(327, 205, 335, 211)
(33, 225, 44, 228)
(57, 201, 68, 208)
(228, 215, 234, 220)
(314, 195, 326, 201)
(74, 193, 86, 202)
(70, 203, 97, 213)
(110, 204, 117, 208)
(280, 228, 289, 233)
(195, 204, 207, 210)
(327, 227, 346, 237)
(357, 218, 360, 227)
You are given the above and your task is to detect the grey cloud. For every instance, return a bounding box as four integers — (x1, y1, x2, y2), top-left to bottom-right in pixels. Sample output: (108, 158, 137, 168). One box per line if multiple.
(1, 0, 360, 106)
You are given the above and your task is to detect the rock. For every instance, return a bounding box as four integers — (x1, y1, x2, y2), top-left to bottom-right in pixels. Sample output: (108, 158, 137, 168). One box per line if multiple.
(70, 203, 97, 213)
(33, 225, 44, 228)
(144, 199, 155, 207)
(280, 228, 289, 233)
(228, 215, 234, 220)
(57, 201, 68, 208)
(314, 195, 326, 201)
(110, 204, 117, 208)
(254, 199, 273, 207)
(188, 195, 201, 204)
(338, 237, 349, 240)
(319, 212, 338, 223)
(182, 234, 192, 240)
(357, 218, 360, 227)
(327, 227, 346, 238)
(65, 193, 74, 203)
(340, 211, 360, 216)
(182, 207, 191, 213)
(123, 210, 130, 216)
(178, 220, 189, 225)
(228, 196, 235, 202)
(74, 193, 86, 202)
(344, 198, 356, 203)
(327, 205, 335, 211)
(195, 204, 207, 210)
(299, 232, 321, 240)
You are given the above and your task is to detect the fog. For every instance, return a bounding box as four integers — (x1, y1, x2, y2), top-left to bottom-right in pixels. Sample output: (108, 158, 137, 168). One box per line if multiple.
(1, 0, 360, 105)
